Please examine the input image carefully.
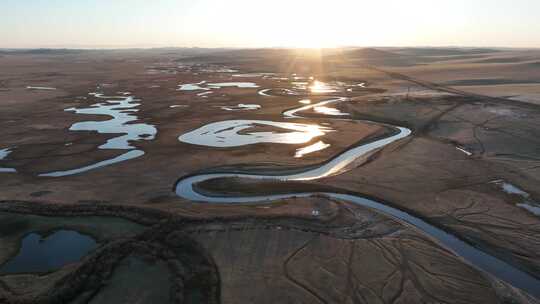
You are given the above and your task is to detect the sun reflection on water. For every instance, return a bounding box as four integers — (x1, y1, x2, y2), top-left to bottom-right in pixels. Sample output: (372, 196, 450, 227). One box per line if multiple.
(309, 80, 338, 94)
(179, 120, 333, 148)
(295, 140, 331, 158)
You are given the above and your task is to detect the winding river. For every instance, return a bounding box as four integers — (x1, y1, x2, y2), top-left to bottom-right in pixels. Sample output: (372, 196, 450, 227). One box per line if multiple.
(40, 93, 156, 177)
(175, 88, 540, 298)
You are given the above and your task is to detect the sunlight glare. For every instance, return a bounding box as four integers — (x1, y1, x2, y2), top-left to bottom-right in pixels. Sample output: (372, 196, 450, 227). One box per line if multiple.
(309, 80, 337, 94)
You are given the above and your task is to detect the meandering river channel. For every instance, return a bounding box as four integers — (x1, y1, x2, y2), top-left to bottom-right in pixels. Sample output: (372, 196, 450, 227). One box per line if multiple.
(175, 88, 540, 298)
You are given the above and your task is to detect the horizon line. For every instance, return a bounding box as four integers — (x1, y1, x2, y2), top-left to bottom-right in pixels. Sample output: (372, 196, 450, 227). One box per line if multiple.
(2, 45, 540, 51)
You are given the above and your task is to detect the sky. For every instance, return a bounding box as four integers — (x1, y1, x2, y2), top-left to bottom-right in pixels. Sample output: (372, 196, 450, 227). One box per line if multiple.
(1, 0, 540, 49)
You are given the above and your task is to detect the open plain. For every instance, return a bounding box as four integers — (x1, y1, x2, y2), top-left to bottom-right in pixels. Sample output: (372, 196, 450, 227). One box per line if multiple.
(1, 47, 540, 303)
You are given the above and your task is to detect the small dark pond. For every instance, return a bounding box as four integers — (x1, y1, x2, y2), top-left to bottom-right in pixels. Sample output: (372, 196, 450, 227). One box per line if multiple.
(0, 230, 97, 274)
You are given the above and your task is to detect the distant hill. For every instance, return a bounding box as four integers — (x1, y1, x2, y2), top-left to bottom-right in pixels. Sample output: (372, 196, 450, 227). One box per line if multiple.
(0, 48, 87, 55)
(472, 57, 526, 64)
(342, 48, 404, 59)
(0, 47, 231, 58)
(180, 48, 290, 60)
(338, 48, 417, 67)
(390, 47, 501, 57)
